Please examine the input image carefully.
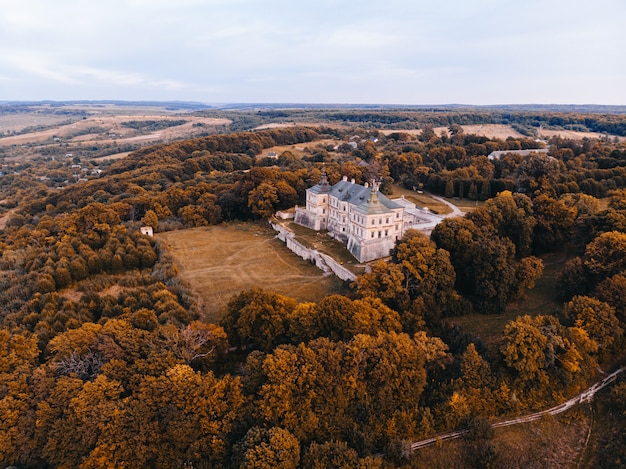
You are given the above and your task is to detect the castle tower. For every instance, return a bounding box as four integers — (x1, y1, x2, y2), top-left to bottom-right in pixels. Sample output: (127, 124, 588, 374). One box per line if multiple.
(294, 169, 331, 230)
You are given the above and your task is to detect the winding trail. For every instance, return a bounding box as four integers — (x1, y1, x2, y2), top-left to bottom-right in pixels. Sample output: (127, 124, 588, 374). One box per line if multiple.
(410, 367, 624, 451)
(426, 193, 465, 218)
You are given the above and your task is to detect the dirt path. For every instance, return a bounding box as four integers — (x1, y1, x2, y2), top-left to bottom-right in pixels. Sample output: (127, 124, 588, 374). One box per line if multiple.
(410, 367, 624, 451)
(426, 193, 464, 218)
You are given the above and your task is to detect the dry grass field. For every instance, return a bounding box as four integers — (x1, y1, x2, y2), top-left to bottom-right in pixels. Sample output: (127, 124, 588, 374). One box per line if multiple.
(257, 138, 339, 159)
(380, 124, 528, 140)
(433, 124, 529, 139)
(0, 112, 71, 133)
(381, 124, 625, 142)
(539, 128, 626, 142)
(0, 114, 230, 148)
(388, 184, 455, 215)
(155, 223, 346, 322)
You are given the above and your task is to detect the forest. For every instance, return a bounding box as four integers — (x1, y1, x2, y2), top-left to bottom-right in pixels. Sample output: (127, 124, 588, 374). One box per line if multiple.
(1, 118, 626, 468)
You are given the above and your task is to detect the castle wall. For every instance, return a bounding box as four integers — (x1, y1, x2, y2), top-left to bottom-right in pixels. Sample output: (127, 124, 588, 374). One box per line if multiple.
(348, 236, 395, 263)
(271, 222, 356, 282)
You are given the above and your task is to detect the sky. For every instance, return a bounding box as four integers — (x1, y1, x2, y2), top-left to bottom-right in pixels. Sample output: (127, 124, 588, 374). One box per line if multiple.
(0, 0, 624, 105)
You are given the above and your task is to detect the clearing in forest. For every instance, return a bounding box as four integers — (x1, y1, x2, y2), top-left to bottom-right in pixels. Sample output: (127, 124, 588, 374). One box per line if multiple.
(155, 223, 346, 322)
(447, 251, 568, 349)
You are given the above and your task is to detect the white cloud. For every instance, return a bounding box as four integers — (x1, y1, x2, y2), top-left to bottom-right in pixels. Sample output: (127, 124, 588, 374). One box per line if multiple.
(0, 0, 624, 103)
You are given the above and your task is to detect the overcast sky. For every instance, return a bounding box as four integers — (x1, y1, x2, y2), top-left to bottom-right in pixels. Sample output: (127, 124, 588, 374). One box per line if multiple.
(1, 0, 624, 105)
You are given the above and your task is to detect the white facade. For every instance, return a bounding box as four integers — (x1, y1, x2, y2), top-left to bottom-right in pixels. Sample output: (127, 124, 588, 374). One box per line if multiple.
(295, 174, 407, 262)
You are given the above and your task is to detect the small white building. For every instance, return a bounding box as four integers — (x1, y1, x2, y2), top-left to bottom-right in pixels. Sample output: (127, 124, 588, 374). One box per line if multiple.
(140, 226, 154, 237)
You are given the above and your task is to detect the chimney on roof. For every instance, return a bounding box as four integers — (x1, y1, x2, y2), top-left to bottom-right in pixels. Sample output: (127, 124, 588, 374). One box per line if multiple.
(364, 182, 369, 188)
(350, 178, 355, 184)
(342, 175, 348, 181)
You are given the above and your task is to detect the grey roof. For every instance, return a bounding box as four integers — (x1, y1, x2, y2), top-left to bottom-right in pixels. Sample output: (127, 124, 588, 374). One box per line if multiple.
(308, 171, 331, 194)
(354, 196, 396, 215)
(329, 179, 370, 203)
(327, 180, 402, 215)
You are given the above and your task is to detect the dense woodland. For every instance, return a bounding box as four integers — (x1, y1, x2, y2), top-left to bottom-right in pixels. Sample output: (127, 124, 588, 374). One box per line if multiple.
(1, 120, 626, 468)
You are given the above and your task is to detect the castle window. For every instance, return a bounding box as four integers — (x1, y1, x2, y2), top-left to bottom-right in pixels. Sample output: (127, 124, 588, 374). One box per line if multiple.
(385, 230, 388, 236)
(378, 231, 381, 238)
(371, 232, 374, 238)
(396, 213, 399, 218)
(323, 209, 326, 214)
(379, 218, 382, 224)
(386, 218, 389, 224)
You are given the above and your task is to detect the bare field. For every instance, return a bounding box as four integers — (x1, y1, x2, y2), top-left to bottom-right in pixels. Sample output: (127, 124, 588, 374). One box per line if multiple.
(433, 124, 528, 140)
(0, 113, 71, 133)
(382, 124, 625, 142)
(0, 114, 231, 149)
(389, 184, 454, 215)
(155, 223, 345, 322)
(539, 128, 626, 142)
(380, 124, 528, 140)
(253, 122, 347, 131)
(258, 138, 339, 159)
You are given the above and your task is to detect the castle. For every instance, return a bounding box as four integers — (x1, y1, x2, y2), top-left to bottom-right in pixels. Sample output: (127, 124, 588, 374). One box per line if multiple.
(294, 172, 432, 262)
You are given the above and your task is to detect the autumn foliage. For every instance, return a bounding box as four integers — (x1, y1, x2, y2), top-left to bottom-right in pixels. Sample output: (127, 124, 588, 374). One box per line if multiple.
(1, 124, 626, 467)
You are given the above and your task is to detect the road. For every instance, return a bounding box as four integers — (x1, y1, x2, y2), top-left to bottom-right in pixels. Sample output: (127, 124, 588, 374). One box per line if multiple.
(427, 193, 465, 218)
(410, 367, 624, 451)
(408, 193, 465, 237)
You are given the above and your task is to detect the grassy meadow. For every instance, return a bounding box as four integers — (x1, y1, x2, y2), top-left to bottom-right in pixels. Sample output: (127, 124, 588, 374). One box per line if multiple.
(156, 223, 347, 322)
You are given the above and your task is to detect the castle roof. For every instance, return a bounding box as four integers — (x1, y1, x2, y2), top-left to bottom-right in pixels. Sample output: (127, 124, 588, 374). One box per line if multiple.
(328, 179, 370, 203)
(307, 170, 331, 195)
(353, 188, 402, 215)
(324, 178, 402, 214)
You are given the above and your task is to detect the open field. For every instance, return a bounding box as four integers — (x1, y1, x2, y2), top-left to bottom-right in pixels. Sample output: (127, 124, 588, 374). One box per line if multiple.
(539, 128, 626, 142)
(252, 122, 341, 131)
(155, 223, 346, 322)
(257, 138, 339, 159)
(381, 124, 626, 142)
(380, 124, 528, 140)
(0, 104, 232, 161)
(0, 114, 230, 148)
(389, 184, 454, 215)
(444, 196, 483, 213)
(0, 112, 71, 133)
(434, 124, 529, 140)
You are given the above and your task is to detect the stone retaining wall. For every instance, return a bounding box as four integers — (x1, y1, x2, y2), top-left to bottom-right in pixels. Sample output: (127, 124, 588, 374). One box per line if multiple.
(271, 222, 357, 282)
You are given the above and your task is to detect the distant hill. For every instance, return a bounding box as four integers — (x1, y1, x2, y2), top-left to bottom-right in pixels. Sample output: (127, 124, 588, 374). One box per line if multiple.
(0, 100, 213, 111)
(215, 102, 626, 114)
(2, 101, 625, 114)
